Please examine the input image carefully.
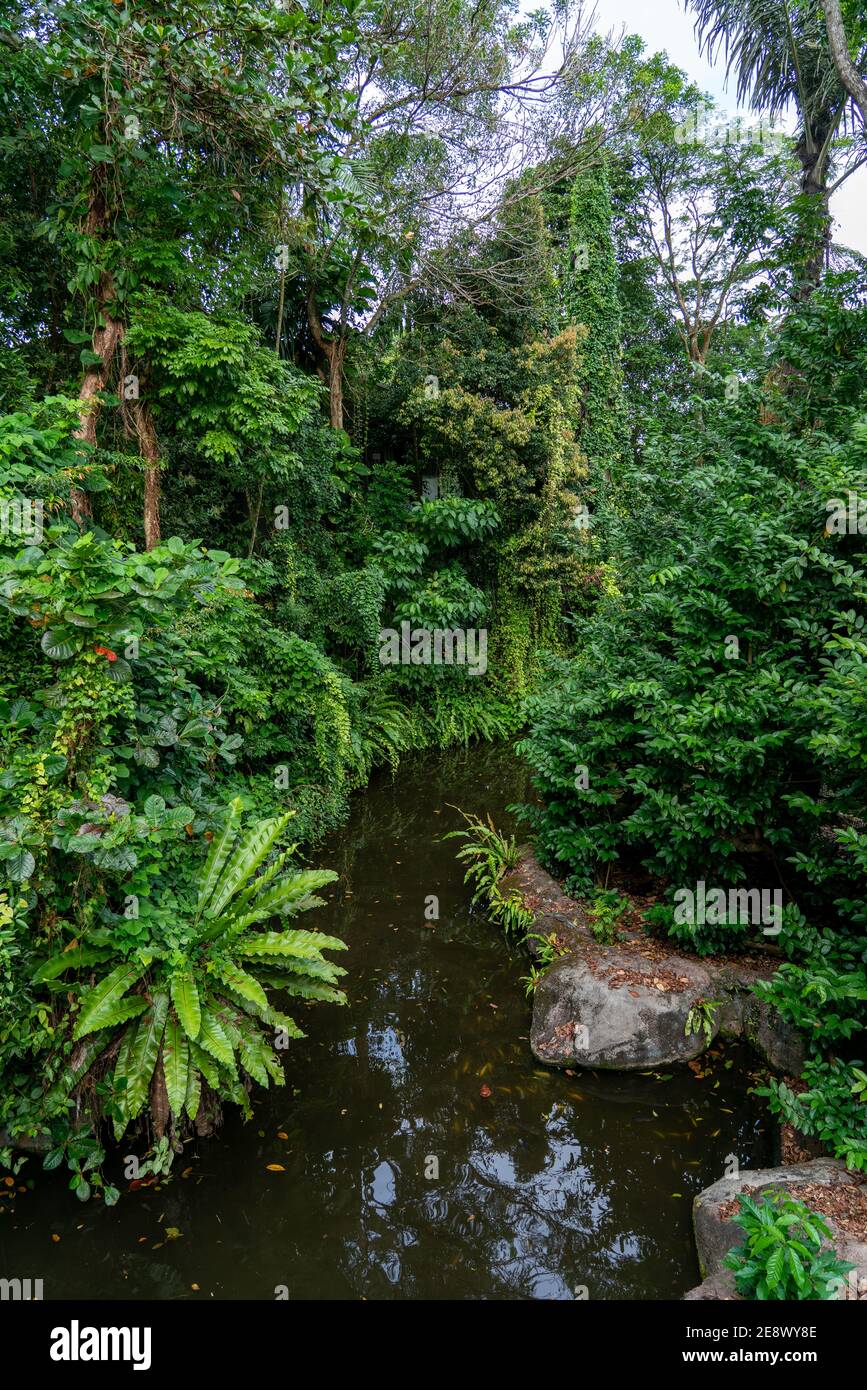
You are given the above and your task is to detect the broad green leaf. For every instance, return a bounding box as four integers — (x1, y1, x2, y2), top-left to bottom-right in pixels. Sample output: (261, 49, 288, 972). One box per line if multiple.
(282, 979, 347, 1005)
(121, 991, 169, 1120)
(40, 628, 76, 661)
(229, 869, 337, 931)
(170, 971, 201, 1040)
(239, 1030, 271, 1088)
(189, 1040, 221, 1091)
(239, 928, 347, 960)
(261, 1005, 304, 1040)
(162, 1014, 189, 1116)
(184, 1064, 201, 1121)
(197, 1008, 236, 1070)
(143, 794, 166, 824)
(195, 797, 242, 917)
(73, 962, 144, 1039)
(213, 961, 267, 1010)
(231, 845, 294, 912)
(205, 811, 295, 919)
(766, 1246, 784, 1289)
(6, 848, 35, 881)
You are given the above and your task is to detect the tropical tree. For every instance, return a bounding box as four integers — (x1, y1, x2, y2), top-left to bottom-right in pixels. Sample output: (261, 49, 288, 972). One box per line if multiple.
(634, 121, 793, 362)
(293, 0, 642, 430)
(686, 0, 867, 292)
(6, 0, 363, 541)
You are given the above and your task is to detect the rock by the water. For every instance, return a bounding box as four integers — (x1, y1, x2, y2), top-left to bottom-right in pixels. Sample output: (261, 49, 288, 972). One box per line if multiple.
(508, 850, 806, 1075)
(683, 1268, 739, 1300)
(531, 949, 716, 1070)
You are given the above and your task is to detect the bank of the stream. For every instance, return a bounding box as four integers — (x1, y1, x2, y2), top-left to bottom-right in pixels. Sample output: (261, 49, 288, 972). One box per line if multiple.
(0, 743, 772, 1300)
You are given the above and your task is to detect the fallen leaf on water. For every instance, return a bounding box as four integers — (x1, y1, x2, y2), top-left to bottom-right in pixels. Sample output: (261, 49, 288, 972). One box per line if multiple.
(165, 1227, 181, 1241)
(266, 1164, 286, 1172)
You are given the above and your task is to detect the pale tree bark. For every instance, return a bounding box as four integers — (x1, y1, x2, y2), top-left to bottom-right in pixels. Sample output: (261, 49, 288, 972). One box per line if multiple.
(306, 288, 348, 430)
(247, 263, 288, 558)
(822, 0, 867, 130)
(71, 168, 124, 523)
(130, 393, 162, 550)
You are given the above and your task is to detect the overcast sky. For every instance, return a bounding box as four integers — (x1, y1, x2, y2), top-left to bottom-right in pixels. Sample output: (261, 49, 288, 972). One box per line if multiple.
(589, 0, 867, 253)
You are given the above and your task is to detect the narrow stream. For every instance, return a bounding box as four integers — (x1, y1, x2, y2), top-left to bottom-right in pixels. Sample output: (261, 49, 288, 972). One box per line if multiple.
(0, 743, 772, 1300)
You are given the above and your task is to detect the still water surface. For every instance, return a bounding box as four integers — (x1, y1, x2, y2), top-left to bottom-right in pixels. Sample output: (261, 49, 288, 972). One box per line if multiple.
(0, 744, 771, 1299)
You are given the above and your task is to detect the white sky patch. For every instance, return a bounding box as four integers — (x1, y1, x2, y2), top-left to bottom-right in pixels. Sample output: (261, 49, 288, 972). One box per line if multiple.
(590, 0, 867, 254)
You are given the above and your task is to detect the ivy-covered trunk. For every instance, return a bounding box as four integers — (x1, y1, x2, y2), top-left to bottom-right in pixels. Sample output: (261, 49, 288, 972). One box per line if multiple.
(72, 165, 124, 522)
(791, 110, 836, 298)
(130, 394, 162, 551)
(307, 289, 348, 430)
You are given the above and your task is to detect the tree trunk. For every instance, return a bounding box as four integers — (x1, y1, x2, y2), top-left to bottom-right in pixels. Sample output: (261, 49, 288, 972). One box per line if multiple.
(792, 115, 835, 298)
(71, 167, 123, 522)
(327, 338, 347, 430)
(131, 396, 162, 550)
(306, 288, 347, 430)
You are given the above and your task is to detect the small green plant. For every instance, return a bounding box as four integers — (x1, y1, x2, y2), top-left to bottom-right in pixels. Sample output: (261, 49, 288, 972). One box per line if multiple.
(685, 998, 722, 1048)
(444, 809, 534, 936)
(519, 931, 563, 995)
(724, 1192, 854, 1300)
(587, 889, 629, 945)
(758, 1058, 867, 1173)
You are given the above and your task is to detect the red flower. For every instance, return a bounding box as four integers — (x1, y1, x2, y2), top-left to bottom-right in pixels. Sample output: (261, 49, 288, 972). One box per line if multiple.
(94, 645, 117, 662)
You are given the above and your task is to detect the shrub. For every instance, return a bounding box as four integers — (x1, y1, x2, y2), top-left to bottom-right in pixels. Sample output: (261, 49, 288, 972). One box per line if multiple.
(724, 1191, 854, 1300)
(758, 1059, 867, 1173)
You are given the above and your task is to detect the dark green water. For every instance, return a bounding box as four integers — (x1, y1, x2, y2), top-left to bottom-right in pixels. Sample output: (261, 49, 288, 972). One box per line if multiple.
(0, 743, 771, 1299)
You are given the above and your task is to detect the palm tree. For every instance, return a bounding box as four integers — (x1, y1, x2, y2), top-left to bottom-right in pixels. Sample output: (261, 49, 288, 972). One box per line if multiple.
(821, 0, 867, 130)
(685, 0, 867, 293)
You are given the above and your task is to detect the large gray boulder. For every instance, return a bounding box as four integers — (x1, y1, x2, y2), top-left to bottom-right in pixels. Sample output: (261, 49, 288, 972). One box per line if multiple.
(530, 948, 716, 1070)
(510, 850, 806, 1075)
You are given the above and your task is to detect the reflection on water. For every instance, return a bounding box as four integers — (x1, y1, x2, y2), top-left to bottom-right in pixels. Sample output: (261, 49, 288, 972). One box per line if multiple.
(0, 743, 771, 1299)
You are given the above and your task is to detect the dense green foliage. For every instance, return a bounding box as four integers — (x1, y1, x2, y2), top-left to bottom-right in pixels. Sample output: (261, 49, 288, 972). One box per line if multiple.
(0, 0, 602, 1194)
(1, 0, 865, 1204)
(724, 1191, 854, 1300)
